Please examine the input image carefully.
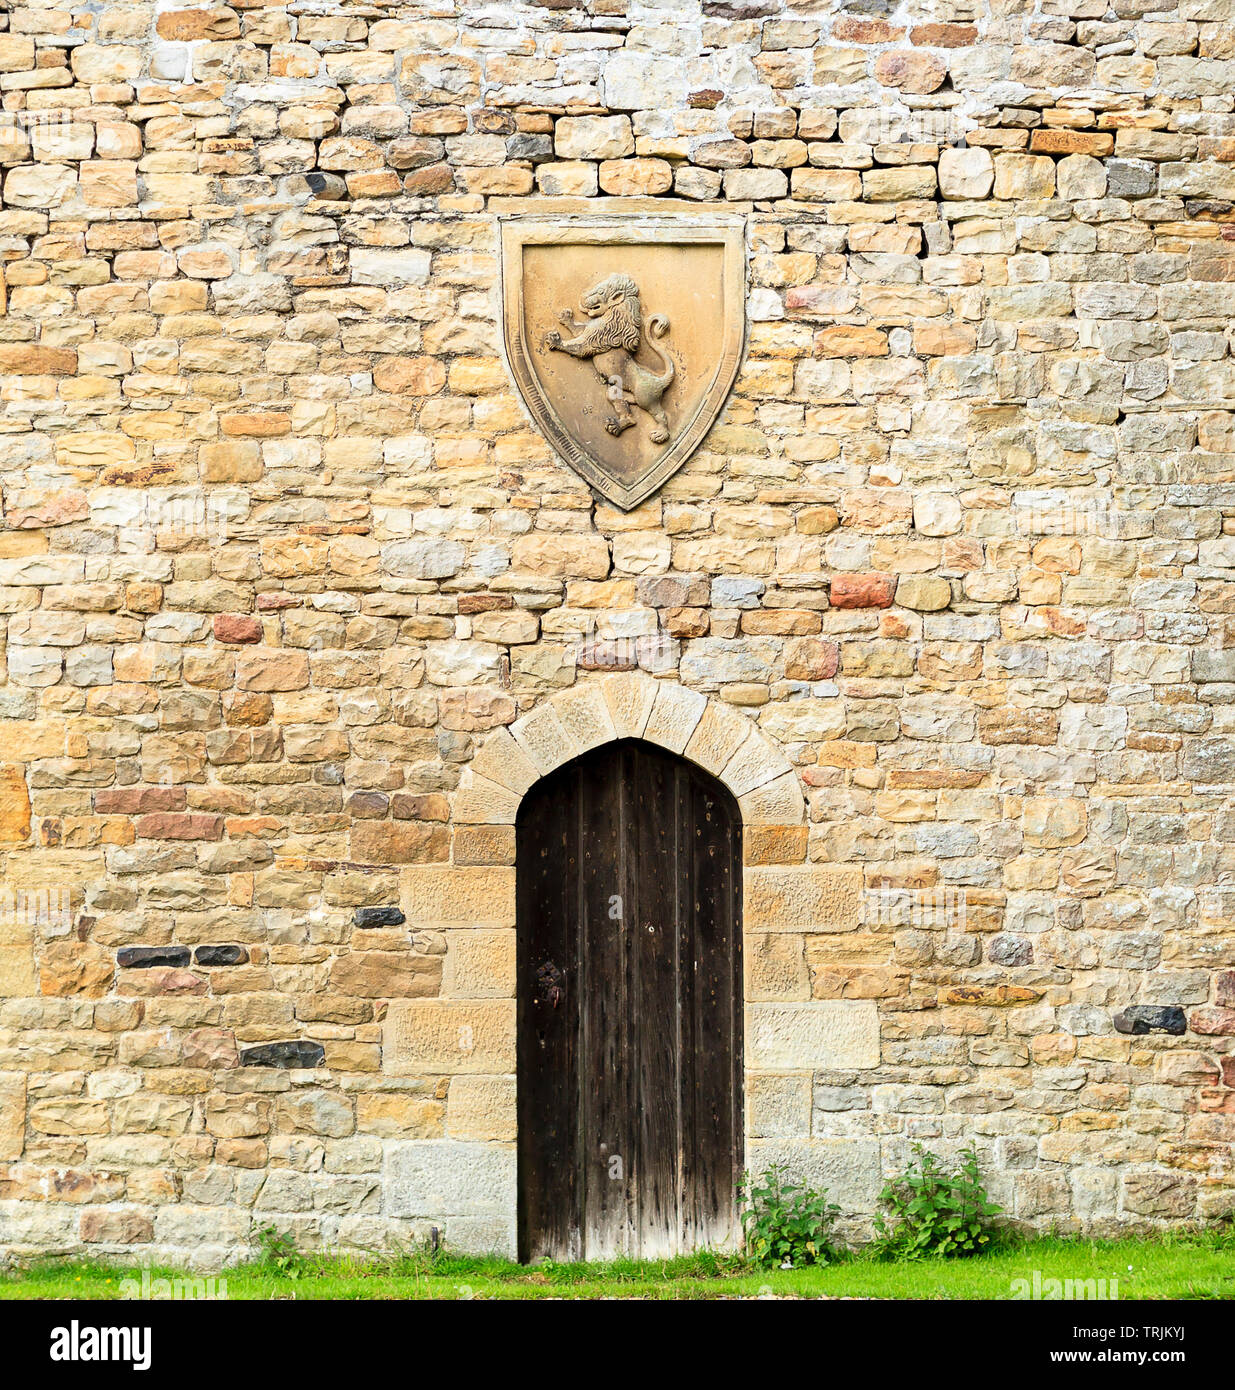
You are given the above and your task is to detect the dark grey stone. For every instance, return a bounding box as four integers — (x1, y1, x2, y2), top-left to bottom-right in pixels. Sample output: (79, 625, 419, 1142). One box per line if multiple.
(194, 945, 248, 966)
(354, 906, 406, 927)
(240, 1041, 326, 1068)
(507, 134, 552, 161)
(1192, 649, 1235, 683)
(1113, 1005, 1186, 1035)
(1106, 159, 1156, 199)
(117, 946, 191, 969)
(988, 935, 1034, 967)
(1180, 738, 1235, 784)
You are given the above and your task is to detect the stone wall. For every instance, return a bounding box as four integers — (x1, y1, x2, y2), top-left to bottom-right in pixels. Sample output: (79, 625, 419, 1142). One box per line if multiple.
(1, 0, 1234, 1265)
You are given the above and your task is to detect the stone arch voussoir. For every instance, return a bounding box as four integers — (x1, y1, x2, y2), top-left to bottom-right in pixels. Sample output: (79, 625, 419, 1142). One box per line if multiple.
(454, 672, 805, 831)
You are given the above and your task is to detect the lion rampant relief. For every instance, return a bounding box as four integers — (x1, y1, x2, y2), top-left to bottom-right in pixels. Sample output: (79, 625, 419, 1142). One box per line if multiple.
(543, 273, 674, 444)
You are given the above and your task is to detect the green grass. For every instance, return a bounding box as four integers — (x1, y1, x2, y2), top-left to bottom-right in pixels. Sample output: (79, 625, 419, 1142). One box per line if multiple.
(4, 1233, 1234, 1300)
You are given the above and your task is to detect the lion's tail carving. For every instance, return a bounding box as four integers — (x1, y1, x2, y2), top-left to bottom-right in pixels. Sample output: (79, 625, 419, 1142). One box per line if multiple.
(644, 313, 673, 390)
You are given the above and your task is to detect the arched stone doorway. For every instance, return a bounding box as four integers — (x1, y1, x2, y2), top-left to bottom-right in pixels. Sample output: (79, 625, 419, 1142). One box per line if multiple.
(516, 739, 742, 1262)
(384, 673, 878, 1258)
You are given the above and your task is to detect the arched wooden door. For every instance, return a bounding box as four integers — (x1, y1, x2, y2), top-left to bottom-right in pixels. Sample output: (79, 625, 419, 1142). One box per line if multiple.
(516, 739, 743, 1263)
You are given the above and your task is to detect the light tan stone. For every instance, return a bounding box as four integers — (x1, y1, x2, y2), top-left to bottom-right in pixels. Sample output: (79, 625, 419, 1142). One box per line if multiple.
(938, 146, 994, 199)
(0, 1072, 25, 1159)
(357, 1093, 444, 1139)
(740, 774, 807, 827)
(510, 702, 578, 774)
(993, 153, 1056, 199)
(447, 1074, 517, 1141)
(720, 729, 792, 797)
(553, 683, 617, 754)
(746, 1001, 880, 1069)
(685, 701, 752, 776)
(512, 534, 610, 580)
(471, 726, 540, 796)
(746, 933, 810, 1001)
(747, 1072, 812, 1137)
(555, 116, 633, 161)
(443, 930, 516, 998)
(401, 867, 516, 927)
(0, 943, 37, 998)
(0, 767, 31, 841)
(643, 681, 707, 754)
(452, 771, 521, 825)
(745, 867, 864, 933)
(1023, 797, 1088, 849)
(383, 1000, 515, 1075)
(600, 671, 657, 739)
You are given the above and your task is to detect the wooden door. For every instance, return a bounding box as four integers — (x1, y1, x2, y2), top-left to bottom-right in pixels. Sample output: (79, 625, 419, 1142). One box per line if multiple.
(517, 739, 743, 1263)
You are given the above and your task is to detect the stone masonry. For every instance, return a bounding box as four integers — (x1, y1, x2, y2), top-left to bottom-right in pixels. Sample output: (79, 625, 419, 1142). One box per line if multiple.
(1, 0, 1235, 1265)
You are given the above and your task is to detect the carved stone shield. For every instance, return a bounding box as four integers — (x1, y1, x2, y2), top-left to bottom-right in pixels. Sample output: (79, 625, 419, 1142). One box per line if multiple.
(500, 216, 746, 511)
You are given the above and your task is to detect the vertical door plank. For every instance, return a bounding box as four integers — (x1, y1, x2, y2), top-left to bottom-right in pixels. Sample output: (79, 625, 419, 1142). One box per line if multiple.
(675, 760, 699, 1253)
(631, 743, 681, 1258)
(687, 770, 743, 1249)
(578, 744, 628, 1259)
(516, 764, 580, 1262)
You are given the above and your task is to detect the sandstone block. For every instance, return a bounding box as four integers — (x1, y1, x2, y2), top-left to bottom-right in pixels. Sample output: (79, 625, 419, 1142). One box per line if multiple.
(0, 937, 36, 997)
(443, 931, 515, 998)
(747, 1001, 880, 1070)
(0, 1073, 25, 1159)
(235, 651, 310, 692)
(330, 951, 442, 999)
(213, 614, 262, 644)
(739, 773, 807, 827)
(350, 822, 450, 866)
(0, 766, 31, 841)
(830, 573, 897, 608)
(536, 161, 599, 196)
(80, 1210, 153, 1244)
(874, 50, 946, 93)
(598, 158, 672, 196)
(383, 1000, 515, 1075)
(745, 866, 864, 933)
(356, 1093, 443, 1139)
(1056, 153, 1108, 200)
(913, 493, 963, 536)
(509, 703, 578, 774)
(746, 1137, 883, 1212)
(895, 575, 952, 611)
(994, 153, 1056, 199)
(643, 682, 707, 754)
(512, 534, 610, 580)
(748, 1073, 812, 1137)
(39, 943, 112, 998)
(0, 36, 35, 72)
(385, 1139, 515, 1224)
(554, 115, 633, 161)
(446, 1075, 516, 1141)
(401, 867, 515, 927)
(4, 165, 77, 208)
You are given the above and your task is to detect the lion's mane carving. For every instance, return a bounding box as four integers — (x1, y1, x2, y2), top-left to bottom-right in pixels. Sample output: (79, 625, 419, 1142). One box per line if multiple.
(543, 273, 674, 444)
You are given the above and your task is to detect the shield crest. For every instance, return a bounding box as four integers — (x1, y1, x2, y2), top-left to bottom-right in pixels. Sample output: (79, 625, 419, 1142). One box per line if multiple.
(500, 216, 746, 510)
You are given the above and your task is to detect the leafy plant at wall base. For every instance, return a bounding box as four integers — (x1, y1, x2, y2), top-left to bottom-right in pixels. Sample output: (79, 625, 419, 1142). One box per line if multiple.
(254, 1225, 308, 1280)
(873, 1144, 1002, 1260)
(738, 1165, 841, 1268)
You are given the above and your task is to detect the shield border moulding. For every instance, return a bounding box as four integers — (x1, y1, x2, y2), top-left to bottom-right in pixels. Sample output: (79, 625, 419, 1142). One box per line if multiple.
(499, 214, 747, 511)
